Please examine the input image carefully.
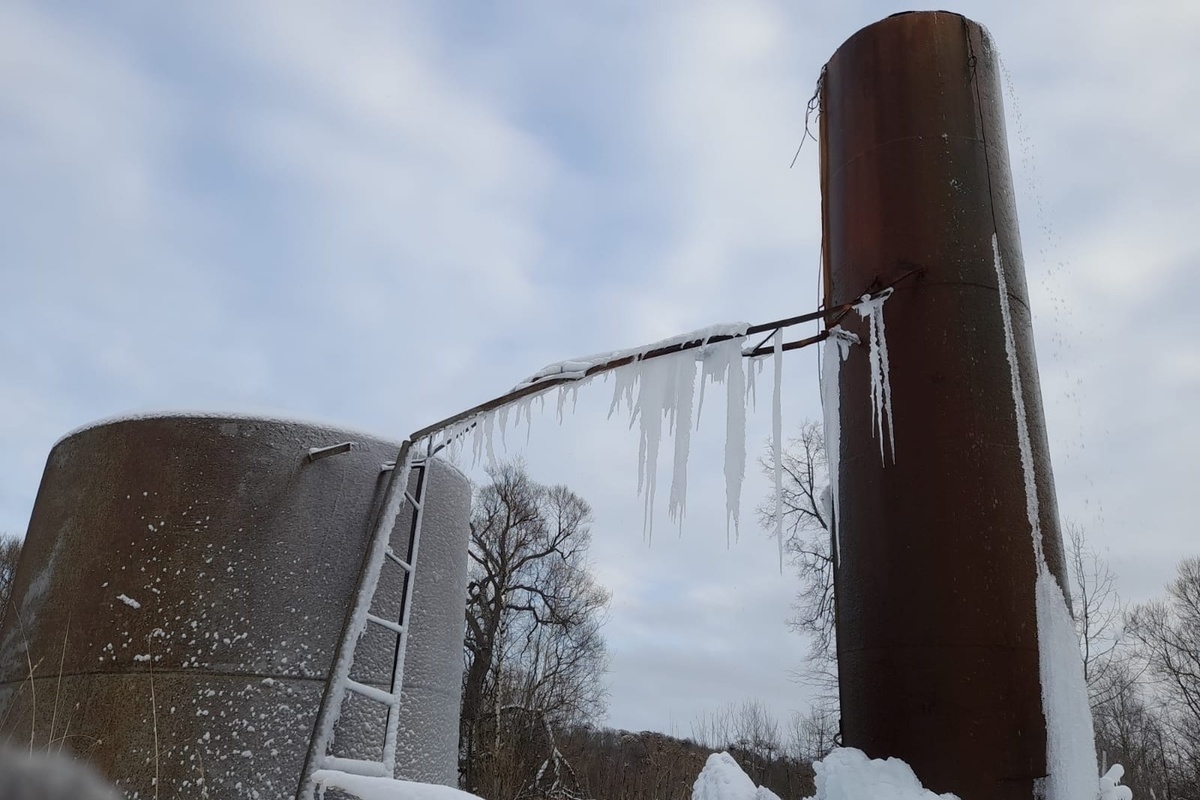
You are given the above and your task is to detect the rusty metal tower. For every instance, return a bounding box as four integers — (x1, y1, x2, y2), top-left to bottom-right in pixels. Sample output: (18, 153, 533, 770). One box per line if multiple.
(821, 12, 1075, 798)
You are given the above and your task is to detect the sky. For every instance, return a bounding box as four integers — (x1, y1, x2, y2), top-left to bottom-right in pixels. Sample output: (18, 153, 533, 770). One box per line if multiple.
(1, 0, 1198, 738)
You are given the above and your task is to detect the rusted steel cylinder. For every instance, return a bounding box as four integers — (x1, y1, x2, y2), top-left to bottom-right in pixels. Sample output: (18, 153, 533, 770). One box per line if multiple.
(0, 414, 470, 797)
(821, 12, 1069, 798)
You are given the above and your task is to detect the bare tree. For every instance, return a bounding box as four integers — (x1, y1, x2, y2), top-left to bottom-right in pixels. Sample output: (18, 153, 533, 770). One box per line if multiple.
(461, 462, 610, 800)
(1090, 657, 1174, 799)
(1127, 556, 1200, 796)
(0, 534, 21, 615)
(1064, 522, 1132, 712)
(787, 706, 838, 764)
(756, 420, 836, 694)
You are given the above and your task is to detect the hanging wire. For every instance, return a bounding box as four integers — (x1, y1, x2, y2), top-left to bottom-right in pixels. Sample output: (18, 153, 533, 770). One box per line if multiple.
(790, 64, 827, 169)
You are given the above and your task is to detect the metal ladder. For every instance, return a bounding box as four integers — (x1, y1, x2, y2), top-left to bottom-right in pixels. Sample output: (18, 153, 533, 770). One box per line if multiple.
(301, 439, 429, 796)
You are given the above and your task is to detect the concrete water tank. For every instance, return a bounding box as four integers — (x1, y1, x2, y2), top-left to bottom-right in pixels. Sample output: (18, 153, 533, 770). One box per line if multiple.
(0, 414, 470, 798)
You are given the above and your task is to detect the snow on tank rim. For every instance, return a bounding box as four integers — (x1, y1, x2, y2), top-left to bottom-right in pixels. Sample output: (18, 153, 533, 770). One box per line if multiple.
(53, 410, 406, 452)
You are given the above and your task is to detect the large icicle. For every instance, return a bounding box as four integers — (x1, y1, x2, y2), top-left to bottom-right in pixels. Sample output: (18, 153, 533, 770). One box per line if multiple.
(446, 322, 751, 541)
(668, 353, 698, 530)
(855, 287, 896, 463)
(820, 326, 859, 565)
(772, 329, 785, 570)
(993, 233, 1099, 799)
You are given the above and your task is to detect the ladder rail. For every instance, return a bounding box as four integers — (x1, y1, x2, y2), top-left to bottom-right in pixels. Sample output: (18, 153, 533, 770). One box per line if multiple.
(301, 439, 418, 798)
(382, 453, 429, 772)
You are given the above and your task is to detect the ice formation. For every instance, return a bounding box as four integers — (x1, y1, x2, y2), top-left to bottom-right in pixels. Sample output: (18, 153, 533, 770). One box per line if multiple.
(445, 323, 751, 542)
(803, 748, 958, 800)
(514, 323, 751, 390)
(855, 288, 896, 463)
(116, 593, 141, 609)
(992, 234, 1103, 798)
(1098, 766, 1134, 800)
(692, 752, 782, 800)
(819, 326, 859, 565)
(692, 748, 961, 800)
(771, 329, 785, 568)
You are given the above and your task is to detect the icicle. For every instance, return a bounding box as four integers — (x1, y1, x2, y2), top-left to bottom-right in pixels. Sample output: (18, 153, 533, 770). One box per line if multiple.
(820, 326, 858, 566)
(608, 364, 636, 421)
(668, 352, 697, 529)
(993, 235, 1042, 563)
(855, 288, 896, 463)
(483, 410, 497, 465)
(772, 329, 785, 571)
(556, 386, 569, 423)
(517, 396, 534, 444)
(497, 405, 510, 449)
(635, 356, 669, 542)
(724, 341, 746, 544)
(994, 233, 1098, 798)
(746, 351, 759, 410)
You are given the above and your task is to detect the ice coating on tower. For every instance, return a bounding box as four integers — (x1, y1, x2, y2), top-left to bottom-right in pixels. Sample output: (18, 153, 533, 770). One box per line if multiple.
(820, 326, 859, 565)
(992, 233, 1102, 798)
(855, 288, 895, 463)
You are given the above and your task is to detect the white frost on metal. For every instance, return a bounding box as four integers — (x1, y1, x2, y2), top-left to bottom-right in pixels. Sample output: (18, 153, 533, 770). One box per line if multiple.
(514, 323, 750, 390)
(820, 326, 859, 565)
(993, 234, 1103, 799)
(855, 287, 896, 463)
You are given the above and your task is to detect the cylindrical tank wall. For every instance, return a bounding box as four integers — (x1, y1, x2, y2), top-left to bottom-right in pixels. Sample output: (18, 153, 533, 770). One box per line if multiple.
(0, 414, 470, 798)
(820, 12, 1069, 798)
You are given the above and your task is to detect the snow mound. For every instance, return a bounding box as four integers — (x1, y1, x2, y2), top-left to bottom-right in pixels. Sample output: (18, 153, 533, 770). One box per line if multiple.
(1098, 765, 1134, 800)
(692, 752, 781, 800)
(310, 771, 485, 800)
(806, 749, 957, 800)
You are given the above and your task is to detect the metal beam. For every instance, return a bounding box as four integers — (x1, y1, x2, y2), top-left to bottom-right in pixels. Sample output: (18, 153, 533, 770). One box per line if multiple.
(820, 12, 1071, 798)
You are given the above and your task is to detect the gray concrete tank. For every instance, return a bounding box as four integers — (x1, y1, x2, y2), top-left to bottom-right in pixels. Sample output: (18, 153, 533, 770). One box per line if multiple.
(0, 414, 470, 798)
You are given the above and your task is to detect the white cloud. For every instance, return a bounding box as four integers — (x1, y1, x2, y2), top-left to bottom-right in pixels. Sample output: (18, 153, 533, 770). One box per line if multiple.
(2, 0, 1197, 740)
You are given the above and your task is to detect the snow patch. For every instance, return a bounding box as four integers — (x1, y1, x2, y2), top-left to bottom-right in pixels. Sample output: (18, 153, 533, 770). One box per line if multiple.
(311, 771, 486, 800)
(805, 748, 958, 800)
(692, 748, 961, 800)
(1098, 765, 1133, 800)
(692, 752, 781, 800)
(116, 594, 141, 609)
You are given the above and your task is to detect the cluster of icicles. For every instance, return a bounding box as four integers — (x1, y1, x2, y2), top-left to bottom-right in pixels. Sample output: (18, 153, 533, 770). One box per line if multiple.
(431, 296, 896, 567)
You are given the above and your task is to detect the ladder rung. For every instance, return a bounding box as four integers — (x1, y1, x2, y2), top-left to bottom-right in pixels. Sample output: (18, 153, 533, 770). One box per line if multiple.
(345, 679, 398, 706)
(384, 549, 413, 572)
(404, 491, 422, 510)
(366, 613, 406, 636)
(318, 756, 390, 778)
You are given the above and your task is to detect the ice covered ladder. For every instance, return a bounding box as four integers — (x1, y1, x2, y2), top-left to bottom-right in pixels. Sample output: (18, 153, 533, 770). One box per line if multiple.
(301, 439, 428, 796)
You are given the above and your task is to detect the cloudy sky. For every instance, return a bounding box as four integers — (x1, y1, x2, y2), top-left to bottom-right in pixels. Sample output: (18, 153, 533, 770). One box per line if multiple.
(2, 0, 1197, 737)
